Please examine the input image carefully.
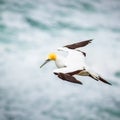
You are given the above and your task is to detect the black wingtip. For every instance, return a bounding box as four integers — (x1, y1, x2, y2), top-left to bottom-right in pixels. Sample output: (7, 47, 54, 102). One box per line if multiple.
(79, 81, 83, 85)
(99, 76, 112, 85)
(87, 39, 93, 42)
(89, 39, 93, 43)
(86, 39, 93, 44)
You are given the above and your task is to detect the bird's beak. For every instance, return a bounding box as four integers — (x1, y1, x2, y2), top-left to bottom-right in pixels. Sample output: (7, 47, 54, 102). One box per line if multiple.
(40, 59, 50, 68)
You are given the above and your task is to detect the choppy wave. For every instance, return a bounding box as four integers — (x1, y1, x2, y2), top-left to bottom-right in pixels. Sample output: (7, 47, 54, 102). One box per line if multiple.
(0, 0, 120, 120)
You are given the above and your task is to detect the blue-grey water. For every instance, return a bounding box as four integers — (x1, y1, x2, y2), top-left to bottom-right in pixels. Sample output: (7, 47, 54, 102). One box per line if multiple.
(0, 0, 120, 120)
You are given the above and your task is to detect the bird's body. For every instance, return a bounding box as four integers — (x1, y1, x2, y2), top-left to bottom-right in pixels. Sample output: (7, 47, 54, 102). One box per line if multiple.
(53, 49, 86, 73)
(54, 55, 66, 68)
(40, 40, 112, 85)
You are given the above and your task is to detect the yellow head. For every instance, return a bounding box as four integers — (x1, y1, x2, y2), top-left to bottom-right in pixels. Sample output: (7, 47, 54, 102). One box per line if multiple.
(40, 53, 57, 68)
(48, 53, 57, 61)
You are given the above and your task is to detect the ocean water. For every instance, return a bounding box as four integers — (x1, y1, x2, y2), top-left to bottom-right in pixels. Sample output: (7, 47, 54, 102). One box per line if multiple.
(0, 0, 120, 120)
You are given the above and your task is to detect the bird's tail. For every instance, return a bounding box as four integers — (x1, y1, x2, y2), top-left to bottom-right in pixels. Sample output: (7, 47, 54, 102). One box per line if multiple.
(88, 71, 112, 85)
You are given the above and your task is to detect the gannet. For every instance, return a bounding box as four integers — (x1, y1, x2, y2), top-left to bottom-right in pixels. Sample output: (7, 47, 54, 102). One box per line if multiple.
(40, 40, 112, 85)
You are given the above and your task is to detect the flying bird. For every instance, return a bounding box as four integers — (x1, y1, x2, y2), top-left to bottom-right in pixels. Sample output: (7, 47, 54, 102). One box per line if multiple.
(40, 40, 112, 85)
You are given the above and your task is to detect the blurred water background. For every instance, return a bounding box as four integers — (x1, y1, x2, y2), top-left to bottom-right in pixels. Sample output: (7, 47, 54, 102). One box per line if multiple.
(0, 0, 120, 120)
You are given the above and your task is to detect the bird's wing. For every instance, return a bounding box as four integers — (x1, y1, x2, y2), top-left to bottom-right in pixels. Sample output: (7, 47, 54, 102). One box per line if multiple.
(88, 73, 112, 85)
(98, 76, 112, 85)
(57, 39, 92, 57)
(64, 39, 92, 49)
(85, 68, 112, 85)
(55, 73, 83, 85)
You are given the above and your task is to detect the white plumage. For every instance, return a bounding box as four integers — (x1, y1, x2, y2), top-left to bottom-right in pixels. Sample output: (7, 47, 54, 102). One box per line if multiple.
(40, 40, 112, 85)
(54, 48, 86, 73)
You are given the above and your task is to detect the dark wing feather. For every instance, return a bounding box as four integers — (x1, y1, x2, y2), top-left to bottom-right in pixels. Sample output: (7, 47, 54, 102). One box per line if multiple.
(64, 39, 92, 49)
(66, 70, 83, 76)
(57, 73, 83, 85)
(76, 50, 86, 57)
(99, 76, 112, 85)
(89, 74, 112, 85)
